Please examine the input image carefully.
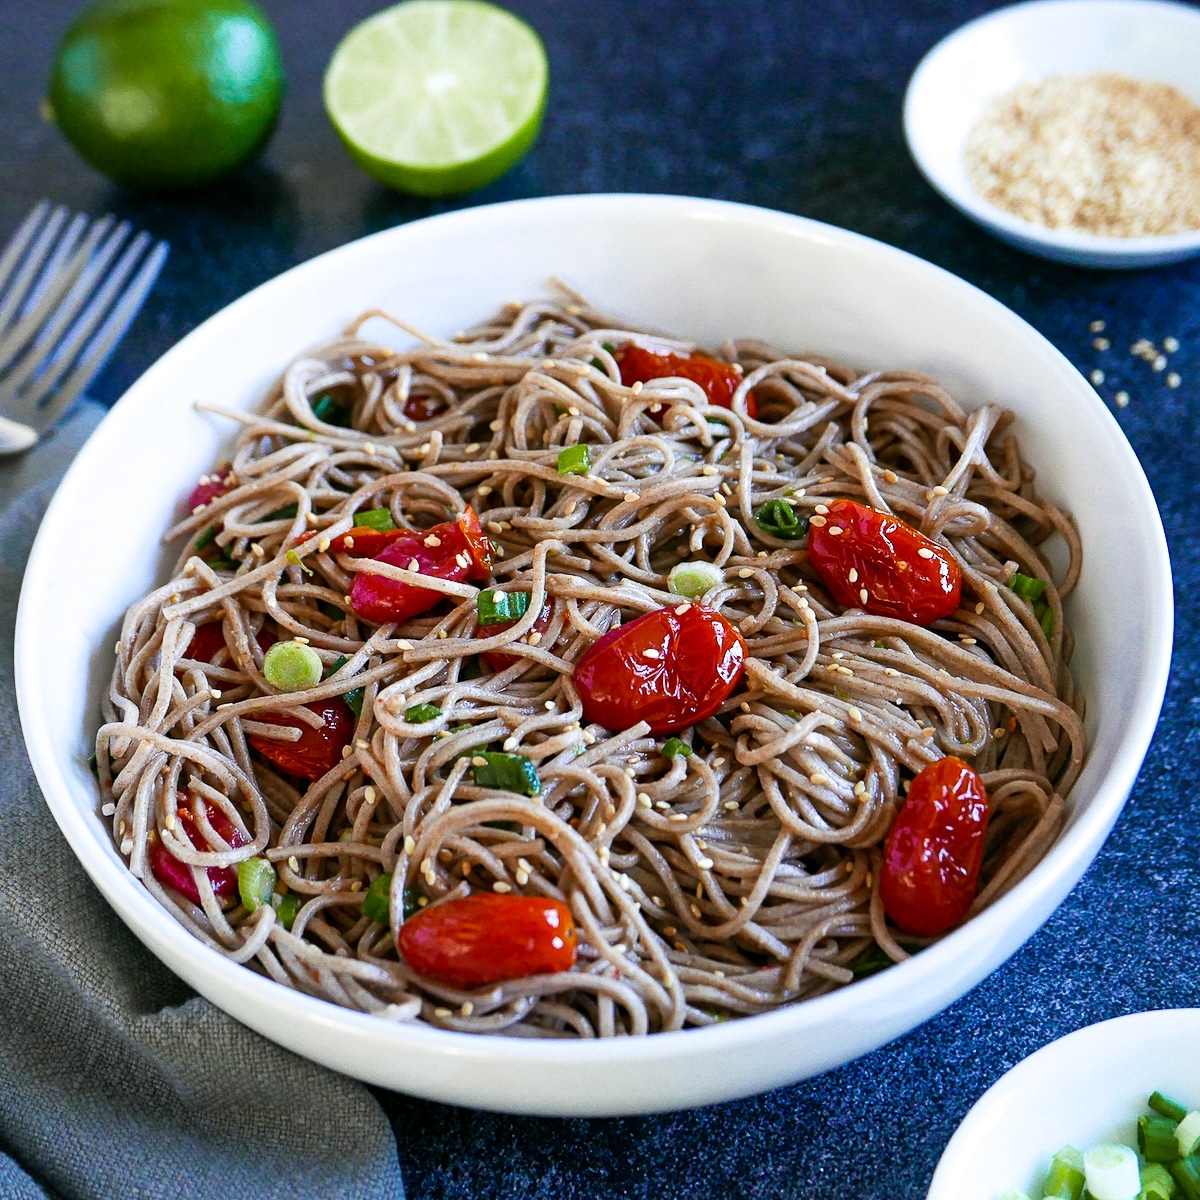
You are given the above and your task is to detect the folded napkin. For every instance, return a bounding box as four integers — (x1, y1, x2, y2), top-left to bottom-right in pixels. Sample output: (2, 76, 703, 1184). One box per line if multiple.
(0, 410, 405, 1200)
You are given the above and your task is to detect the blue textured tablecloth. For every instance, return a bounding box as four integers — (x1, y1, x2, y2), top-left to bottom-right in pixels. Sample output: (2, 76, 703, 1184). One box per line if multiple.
(3, 1, 1198, 1196)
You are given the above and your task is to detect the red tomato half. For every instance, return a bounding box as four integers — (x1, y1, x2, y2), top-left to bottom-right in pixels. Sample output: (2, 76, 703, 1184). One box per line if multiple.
(399, 893, 577, 988)
(880, 757, 990, 937)
(187, 469, 231, 512)
(182, 622, 273, 665)
(807, 498, 962, 625)
(475, 599, 554, 671)
(573, 605, 746, 735)
(247, 698, 355, 781)
(618, 345, 759, 420)
(148, 795, 247, 904)
(348, 506, 493, 625)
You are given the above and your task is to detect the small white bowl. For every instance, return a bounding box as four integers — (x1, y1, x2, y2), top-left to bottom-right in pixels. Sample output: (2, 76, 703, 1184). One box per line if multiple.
(905, 0, 1200, 268)
(928, 1010, 1200, 1199)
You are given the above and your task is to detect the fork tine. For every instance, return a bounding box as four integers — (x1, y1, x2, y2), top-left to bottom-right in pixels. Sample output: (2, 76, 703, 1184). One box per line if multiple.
(0, 215, 121, 381)
(0, 204, 70, 336)
(29, 239, 168, 436)
(23, 211, 89, 312)
(0, 201, 51, 306)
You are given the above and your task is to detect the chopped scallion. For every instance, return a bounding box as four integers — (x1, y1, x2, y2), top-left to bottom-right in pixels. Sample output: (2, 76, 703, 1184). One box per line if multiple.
(356, 507, 397, 531)
(404, 702, 442, 723)
(284, 549, 313, 576)
(311, 394, 351, 426)
(668, 560, 724, 598)
(344, 688, 364, 717)
(557, 444, 590, 476)
(662, 737, 691, 759)
(361, 872, 392, 925)
(1008, 572, 1047, 601)
(1171, 1156, 1200, 1200)
(1152, 1093, 1190, 1123)
(1179, 1113, 1200, 1159)
(274, 892, 301, 931)
(263, 640, 323, 692)
(260, 504, 299, 522)
(1083, 1144, 1139, 1200)
(1141, 1162, 1177, 1200)
(1140, 1115, 1180, 1163)
(323, 654, 348, 679)
(1044, 1145, 1086, 1200)
(850, 942, 895, 979)
(195, 525, 217, 551)
(477, 588, 530, 626)
(237, 857, 276, 912)
(471, 751, 541, 795)
(753, 498, 805, 540)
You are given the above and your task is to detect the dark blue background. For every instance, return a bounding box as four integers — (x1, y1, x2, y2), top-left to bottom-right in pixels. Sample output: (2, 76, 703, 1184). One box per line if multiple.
(4, 1, 1196, 1196)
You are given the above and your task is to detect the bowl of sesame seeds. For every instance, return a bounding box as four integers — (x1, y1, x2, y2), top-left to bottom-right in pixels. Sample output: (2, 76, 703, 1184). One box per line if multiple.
(905, 0, 1200, 268)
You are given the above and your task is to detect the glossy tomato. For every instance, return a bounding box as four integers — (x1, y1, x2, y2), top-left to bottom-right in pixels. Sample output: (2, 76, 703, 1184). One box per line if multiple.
(398, 893, 577, 988)
(880, 756, 990, 937)
(807, 498, 962, 625)
(476, 598, 554, 671)
(618, 345, 759, 420)
(148, 795, 247, 904)
(403, 392, 448, 421)
(574, 604, 745, 735)
(347, 506, 492, 625)
(182, 621, 273, 665)
(187, 468, 231, 512)
(247, 698, 355, 781)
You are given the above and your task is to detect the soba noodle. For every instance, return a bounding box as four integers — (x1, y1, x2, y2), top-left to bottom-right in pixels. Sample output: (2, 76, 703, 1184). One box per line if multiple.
(96, 292, 1084, 1036)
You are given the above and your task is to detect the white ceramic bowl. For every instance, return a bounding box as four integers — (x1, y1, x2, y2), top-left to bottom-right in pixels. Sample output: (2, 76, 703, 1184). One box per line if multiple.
(928, 1010, 1200, 1199)
(15, 194, 1173, 1115)
(905, 0, 1200, 268)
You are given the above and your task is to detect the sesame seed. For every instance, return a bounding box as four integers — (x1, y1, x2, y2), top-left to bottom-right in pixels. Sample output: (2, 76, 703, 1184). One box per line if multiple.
(932, 485, 948, 496)
(250, 543, 266, 558)
(689, 903, 702, 918)
(993, 727, 1007, 739)
(848, 705, 863, 722)
(293, 636, 310, 645)
(814, 503, 829, 515)
(472, 351, 489, 362)
(714, 494, 726, 507)
(643, 648, 661, 659)
(623, 491, 638, 502)
(1090, 368, 1105, 386)
(854, 780, 867, 796)
(397, 639, 413, 650)
(515, 869, 529, 886)
(1090, 319, 1106, 333)
(120, 838, 133, 855)
(712, 756, 726, 766)
(668, 813, 687, 822)
(918, 547, 935, 559)
(424, 534, 441, 547)
(363, 443, 376, 456)
(344, 537, 355, 551)
(859, 588, 869, 604)
(696, 856, 714, 870)
(829, 526, 843, 536)
(288, 856, 300, 872)
(403, 835, 416, 853)
(884, 667, 900, 677)
(738, 568, 752, 578)
(408, 558, 420, 571)
(545, 700, 557, 710)
(701, 465, 718, 476)
(631, 381, 643, 395)
(723, 800, 739, 811)
(1168, 372, 1182, 388)
(975, 602, 985, 614)
(489, 419, 502, 431)
(637, 792, 652, 807)
(1093, 337, 1110, 351)
(1115, 391, 1130, 407)
(847, 567, 858, 583)
(434, 1007, 452, 1019)
(102, 802, 116, 816)
(477, 485, 492, 497)
(1164, 336, 1180, 353)
(810, 772, 829, 785)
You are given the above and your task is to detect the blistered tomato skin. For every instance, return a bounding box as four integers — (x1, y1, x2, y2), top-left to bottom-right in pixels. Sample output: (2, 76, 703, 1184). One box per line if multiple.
(807, 498, 962, 625)
(348, 506, 492, 624)
(573, 605, 746, 735)
(187, 469, 231, 512)
(148, 795, 247, 904)
(880, 756, 990, 937)
(618, 345, 759, 420)
(247, 698, 355, 781)
(398, 894, 577, 988)
(476, 599, 554, 671)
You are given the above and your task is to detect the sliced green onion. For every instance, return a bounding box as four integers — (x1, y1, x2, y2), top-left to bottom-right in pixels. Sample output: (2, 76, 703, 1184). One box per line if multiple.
(669, 560, 724, 598)
(404, 702, 442, 723)
(850, 941, 895, 979)
(1153, 1093, 1190, 1123)
(1008, 572, 1047, 600)
(361, 872, 392, 925)
(1140, 1115, 1181, 1163)
(344, 688, 364, 717)
(323, 654, 348, 679)
(311, 394, 351, 426)
(557, 444, 591, 476)
(1171, 1157, 1200, 1200)
(260, 504, 299, 522)
(284, 548, 313, 576)
(263, 640, 323, 692)
(873, 639, 889, 649)
(1179, 1114, 1200, 1160)
(1084, 1144, 1140, 1200)
(317, 599, 343, 621)
(1142, 1162, 1177, 1200)
(477, 588, 531, 626)
(356, 507, 397, 531)
(662, 737, 691, 759)
(237, 857, 276, 912)
(206, 554, 237, 572)
(471, 751, 541, 795)
(1044, 1145, 1087, 1200)
(274, 892, 301, 931)
(753, 498, 805, 540)
(402, 887, 419, 920)
(195, 525, 217, 551)
(1037, 601, 1055, 639)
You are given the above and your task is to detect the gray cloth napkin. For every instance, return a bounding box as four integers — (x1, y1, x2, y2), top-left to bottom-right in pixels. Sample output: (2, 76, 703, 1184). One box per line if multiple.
(0, 406, 406, 1200)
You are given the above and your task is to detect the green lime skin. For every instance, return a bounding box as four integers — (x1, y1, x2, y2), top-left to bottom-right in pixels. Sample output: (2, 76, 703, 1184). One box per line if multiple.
(48, 0, 285, 190)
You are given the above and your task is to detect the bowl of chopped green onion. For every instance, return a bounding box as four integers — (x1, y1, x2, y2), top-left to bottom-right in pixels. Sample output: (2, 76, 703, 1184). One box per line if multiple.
(928, 1009, 1200, 1200)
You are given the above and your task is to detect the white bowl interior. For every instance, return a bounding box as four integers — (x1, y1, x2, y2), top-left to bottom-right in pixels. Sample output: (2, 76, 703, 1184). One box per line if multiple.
(904, 0, 1200, 266)
(14, 194, 1173, 1115)
(928, 1010, 1200, 1199)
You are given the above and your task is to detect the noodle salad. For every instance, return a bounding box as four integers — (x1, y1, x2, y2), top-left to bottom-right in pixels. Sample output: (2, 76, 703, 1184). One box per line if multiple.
(95, 293, 1085, 1037)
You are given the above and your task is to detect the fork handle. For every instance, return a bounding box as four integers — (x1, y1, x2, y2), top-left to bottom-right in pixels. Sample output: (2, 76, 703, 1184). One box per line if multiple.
(0, 414, 38, 454)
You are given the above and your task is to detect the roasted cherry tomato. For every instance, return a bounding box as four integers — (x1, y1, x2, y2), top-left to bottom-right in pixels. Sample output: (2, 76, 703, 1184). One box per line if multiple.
(247, 698, 355, 781)
(574, 604, 746, 735)
(618, 344, 759, 420)
(321, 526, 408, 557)
(187, 468, 231, 512)
(347, 506, 492, 625)
(807, 498, 962, 625)
(398, 893, 577, 988)
(880, 756, 990, 937)
(475, 599, 554, 671)
(403, 392, 448, 422)
(182, 622, 273, 665)
(149, 794, 247, 905)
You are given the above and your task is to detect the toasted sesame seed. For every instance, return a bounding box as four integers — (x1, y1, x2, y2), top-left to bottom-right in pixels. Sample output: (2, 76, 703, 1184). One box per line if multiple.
(637, 792, 652, 808)
(847, 567, 858, 583)
(696, 856, 714, 870)
(643, 648, 661, 659)
(545, 700, 557, 711)
(932, 485, 948, 496)
(1090, 368, 1105, 386)
(917, 547, 935, 559)
(1168, 372, 1182, 388)
(961, 636, 977, 645)
(714, 493, 727, 507)
(434, 1007, 452, 1019)
(809, 772, 829, 785)
(809, 514, 827, 527)
(344, 536, 355, 550)
(848, 705, 863, 722)
(1165, 336, 1180, 353)
(993, 727, 1007, 739)
(854, 780, 867, 796)
(975, 602, 985, 614)
(814, 503, 829, 515)
(631, 381, 643, 395)
(1115, 391, 1130, 407)
(288, 856, 300, 872)
(293, 636, 310, 645)
(829, 526, 843, 536)
(397, 639, 413, 650)
(623, 491, 638, 503)
(668, 813, 688, 822)
(738, 568, 753, 579)
(403, 835, 416, 854)
(471, 756, 488, 767)
(701, 465, 718, 476)
(408, 558, 420, 571)
(723, 800, 739, 811)
(859, 588, 869, 604)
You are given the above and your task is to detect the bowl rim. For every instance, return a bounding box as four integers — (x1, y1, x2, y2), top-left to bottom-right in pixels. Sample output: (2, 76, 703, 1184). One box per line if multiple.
(903, 0, 1200, 259)
(14, 192, 1175, 1078)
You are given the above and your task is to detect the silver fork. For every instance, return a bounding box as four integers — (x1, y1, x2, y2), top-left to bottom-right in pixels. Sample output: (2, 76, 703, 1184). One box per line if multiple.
(0, 201, 168, 454)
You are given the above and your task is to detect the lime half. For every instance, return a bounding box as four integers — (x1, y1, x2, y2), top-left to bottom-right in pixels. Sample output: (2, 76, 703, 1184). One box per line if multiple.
(324, 0, 548, 197)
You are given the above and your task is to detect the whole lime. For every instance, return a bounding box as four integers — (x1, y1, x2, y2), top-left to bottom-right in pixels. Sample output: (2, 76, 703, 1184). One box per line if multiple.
(48, 0, 285, 190)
